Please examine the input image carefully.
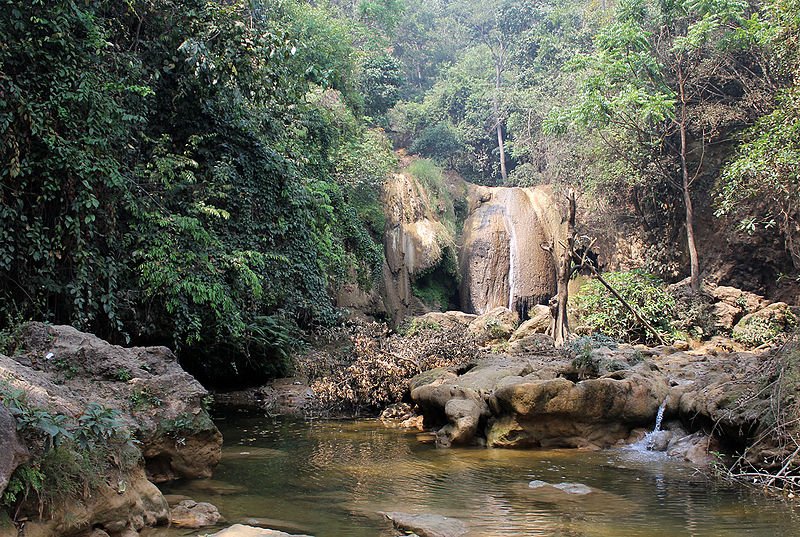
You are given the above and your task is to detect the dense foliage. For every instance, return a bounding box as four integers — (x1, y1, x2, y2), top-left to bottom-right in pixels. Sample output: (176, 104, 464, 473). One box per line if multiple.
(3, 0, 800, 387)
(573, 270, 676, 344)
(0, 0, 394, 385)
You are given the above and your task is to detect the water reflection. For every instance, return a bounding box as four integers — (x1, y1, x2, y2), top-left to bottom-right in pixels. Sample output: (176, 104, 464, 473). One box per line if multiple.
(154, 415, 799, 537)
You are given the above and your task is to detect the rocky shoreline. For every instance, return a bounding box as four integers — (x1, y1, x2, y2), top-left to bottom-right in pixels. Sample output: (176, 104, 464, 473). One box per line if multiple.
(1, 296, 797, 537)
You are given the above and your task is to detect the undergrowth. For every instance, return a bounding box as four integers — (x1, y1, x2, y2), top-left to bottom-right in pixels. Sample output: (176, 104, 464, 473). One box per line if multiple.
(724, 331, 800, 494)
(0, 382, 140, 518)
(296, 320, 480, 415)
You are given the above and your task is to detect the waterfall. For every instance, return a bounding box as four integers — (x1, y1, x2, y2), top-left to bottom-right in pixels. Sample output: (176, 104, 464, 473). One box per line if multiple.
(653, 398, 667, 434)
(505, 200, 517, 312)
(459, 185, 559, 316)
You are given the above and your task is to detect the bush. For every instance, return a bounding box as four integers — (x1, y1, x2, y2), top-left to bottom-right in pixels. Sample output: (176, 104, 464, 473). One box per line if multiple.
(0, 385, 139, 516)
(573, 270, 675, 344)
(410, 122, 464, 164)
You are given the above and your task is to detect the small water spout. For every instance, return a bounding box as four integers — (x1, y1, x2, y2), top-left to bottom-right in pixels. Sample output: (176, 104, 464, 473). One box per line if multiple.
(629, 398, 669, 454)
(653, 398, 667, 434)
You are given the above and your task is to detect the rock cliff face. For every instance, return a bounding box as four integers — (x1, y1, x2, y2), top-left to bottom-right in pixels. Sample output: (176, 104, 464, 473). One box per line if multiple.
(382, 171, 455, 323)
(460, 185, 561, 319)
(370, 161, 564, 326)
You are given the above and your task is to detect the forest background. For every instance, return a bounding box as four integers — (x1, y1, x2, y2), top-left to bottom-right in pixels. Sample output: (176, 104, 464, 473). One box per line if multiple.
(1, 0, 798, 385)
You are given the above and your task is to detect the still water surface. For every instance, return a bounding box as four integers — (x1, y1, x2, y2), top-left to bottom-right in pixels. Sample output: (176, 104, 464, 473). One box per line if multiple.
(156, 413, 799, 536)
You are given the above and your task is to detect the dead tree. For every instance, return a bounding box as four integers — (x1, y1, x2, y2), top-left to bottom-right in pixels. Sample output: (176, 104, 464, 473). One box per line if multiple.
(542, 189, 577, 347)
(543, 189, 668, 347)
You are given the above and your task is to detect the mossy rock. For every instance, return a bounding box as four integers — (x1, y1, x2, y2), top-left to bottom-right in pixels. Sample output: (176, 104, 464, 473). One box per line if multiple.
(409, 368, 453, 391)
(732, 303, 797, 347)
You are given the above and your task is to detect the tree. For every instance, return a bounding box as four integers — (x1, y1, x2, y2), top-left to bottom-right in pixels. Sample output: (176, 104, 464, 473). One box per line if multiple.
(717, 0, 800, 273)
(566, 0, 766, 292)
(449, 0, 536, 183)
(359, 54, 404, 116)
(0, 0, 391, 386)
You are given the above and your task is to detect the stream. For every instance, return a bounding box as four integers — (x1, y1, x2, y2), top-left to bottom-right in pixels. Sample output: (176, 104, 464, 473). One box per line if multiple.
(150, 411, 799, 537)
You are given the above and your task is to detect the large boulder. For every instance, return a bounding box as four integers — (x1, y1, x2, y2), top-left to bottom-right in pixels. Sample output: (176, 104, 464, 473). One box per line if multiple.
(707, 284, 769, 332)
(467, 307, 519, 345)
(20, 467, 169, 537)
(510, 305, 551, 341)
(487, 371, 669, 449)
(0, 405, 29, 496)
(411, 358, 539, 447)
(5, 323, 222, 482)
(0, 323, 222, 536)
(709, 285, 768, 313)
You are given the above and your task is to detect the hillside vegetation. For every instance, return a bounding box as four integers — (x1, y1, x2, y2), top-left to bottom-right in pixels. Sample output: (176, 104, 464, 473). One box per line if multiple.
(2, 0, 800, 382)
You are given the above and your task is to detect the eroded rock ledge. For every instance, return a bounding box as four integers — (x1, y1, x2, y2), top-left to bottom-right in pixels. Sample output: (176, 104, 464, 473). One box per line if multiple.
(0, 323, 222, 537)
(408, 330, 780, 467)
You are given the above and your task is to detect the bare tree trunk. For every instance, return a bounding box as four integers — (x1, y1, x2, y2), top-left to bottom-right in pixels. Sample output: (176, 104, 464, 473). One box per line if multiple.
(551, 190, 576, 346)
(677, 64, 701, 293)
(494, 62, 508, 183)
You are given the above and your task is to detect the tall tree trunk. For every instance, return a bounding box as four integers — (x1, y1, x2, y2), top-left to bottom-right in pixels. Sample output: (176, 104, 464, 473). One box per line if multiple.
(551, 190, 576, 347)
(677, 64, 701, 293)
(494, 62, 508, 183)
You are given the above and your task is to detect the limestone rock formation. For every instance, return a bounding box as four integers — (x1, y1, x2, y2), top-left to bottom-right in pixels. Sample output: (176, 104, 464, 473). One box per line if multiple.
(488, 371, 669, 448)
(467, 306, 519, 345)
(407, 335, 779, 457)
(459, 185, 561, 319)
(383, 171, 455, 323)
(0, 323, 222, 537)
(732, 302, 797, 346)
(21, 467, 169, 537)
(411, 358, 538, 447)
(7, 323, 222, 482)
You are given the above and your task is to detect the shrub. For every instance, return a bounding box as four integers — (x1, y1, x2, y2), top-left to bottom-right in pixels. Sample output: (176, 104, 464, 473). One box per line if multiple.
(573, 270, 675, 344)
(298, 320, 480, 415)
(0, 385, 139, 517)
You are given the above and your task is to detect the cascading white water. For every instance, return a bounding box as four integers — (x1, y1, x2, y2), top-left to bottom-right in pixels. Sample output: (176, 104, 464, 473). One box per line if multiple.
(505, 210, 517, 311)
(629, 398, 669, 454)
(653, 398, 667, 434)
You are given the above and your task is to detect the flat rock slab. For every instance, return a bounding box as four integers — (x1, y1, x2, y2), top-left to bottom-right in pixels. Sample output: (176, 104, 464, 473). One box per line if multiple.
(207, 524, 313, 537)
(383, 512, 467, 537)
(529, 480, 594, 495)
